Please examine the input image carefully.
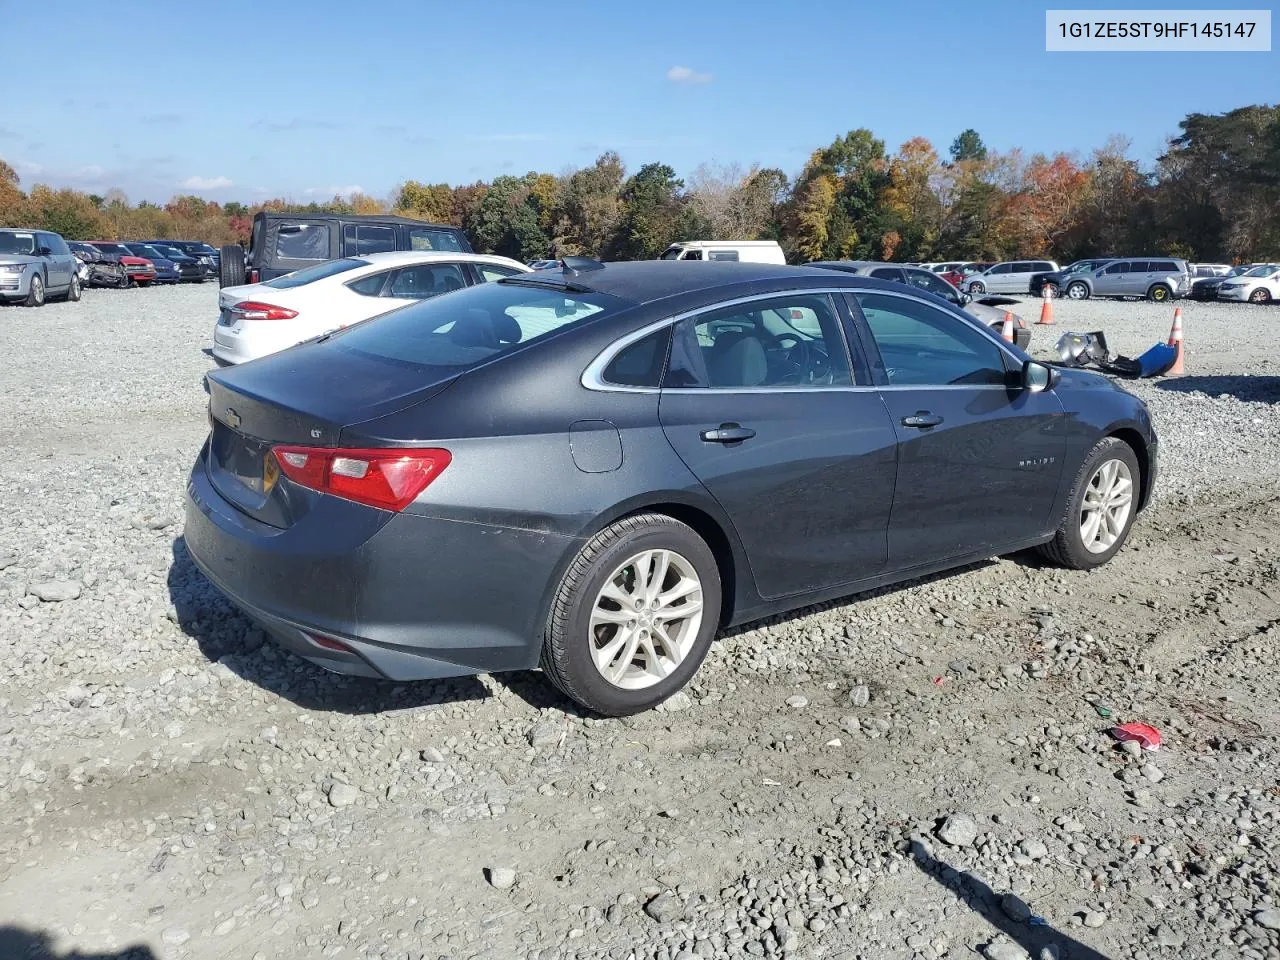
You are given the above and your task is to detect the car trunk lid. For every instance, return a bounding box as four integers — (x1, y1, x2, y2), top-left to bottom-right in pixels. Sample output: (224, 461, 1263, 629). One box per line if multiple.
(203, 345, 458, 527)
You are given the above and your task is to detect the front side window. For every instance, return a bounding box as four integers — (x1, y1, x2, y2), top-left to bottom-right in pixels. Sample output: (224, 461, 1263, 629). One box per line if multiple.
(1244, 264, 1280, 277)
(387, 263, 468, 299)
(407, 227, 465, 252)
(275, 223, 330, 261)
(659, 246, 683, 260)
(664, 294, 854, 389)
(1104, 262, 1126, 274)
(990, 263, 1012, 274)
(265, 258, 366, 289)
(333, 280, 614, 372)
(854, 292, 1007, 387)
(681, 250, 703, 260)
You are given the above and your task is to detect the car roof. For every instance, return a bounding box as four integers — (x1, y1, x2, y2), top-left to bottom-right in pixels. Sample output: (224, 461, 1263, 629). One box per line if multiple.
(252, 212, 458, 228)
(518, 260, 871, 304)
(352, 251, 529, 269)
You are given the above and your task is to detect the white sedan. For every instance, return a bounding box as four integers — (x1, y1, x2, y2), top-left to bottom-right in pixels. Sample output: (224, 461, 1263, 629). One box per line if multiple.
(211, 251, 531, 365)
(1216, 263, 1280, 304)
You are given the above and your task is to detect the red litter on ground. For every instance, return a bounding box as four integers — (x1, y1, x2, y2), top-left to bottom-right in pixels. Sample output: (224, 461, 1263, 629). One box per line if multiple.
(1111, 722, 1162, 751)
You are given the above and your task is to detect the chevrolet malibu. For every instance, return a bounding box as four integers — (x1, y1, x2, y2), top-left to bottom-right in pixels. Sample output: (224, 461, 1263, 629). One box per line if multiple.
(185, 260, 1157, 716)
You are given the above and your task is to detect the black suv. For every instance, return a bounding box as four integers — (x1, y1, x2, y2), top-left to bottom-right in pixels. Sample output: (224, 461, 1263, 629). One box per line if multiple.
(220, 213, 473, 287)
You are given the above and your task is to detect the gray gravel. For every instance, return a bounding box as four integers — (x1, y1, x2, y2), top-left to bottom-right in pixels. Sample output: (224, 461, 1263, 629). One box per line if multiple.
(1, 285, 1280, 960)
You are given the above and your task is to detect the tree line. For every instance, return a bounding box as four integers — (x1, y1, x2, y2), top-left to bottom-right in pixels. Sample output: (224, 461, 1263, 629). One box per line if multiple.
(2, 104, 1276, 265)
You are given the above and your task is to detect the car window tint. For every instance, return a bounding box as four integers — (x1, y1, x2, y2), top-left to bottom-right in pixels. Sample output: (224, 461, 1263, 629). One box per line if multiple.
(1105, 262, 1126, 274)
(1152, 261, 1178, 272)
(388, 263, 467, 299)
(476, 264, 523, 282)
(870, 267, 903, 281)
(265, 258, 366, 289)
(663, 294, 854, 389)
(707, 249, 739, 261)
(602, 328, 672, 387)
(346, 271, 388, 297)
(990, 263, 1012, 274)
(343, 224, 396, 255)
(681, 250, 703, 260)
(276, 224, 330, 260)
(407, 227, 465, 252)
(46, 234, 70, 256)
(855, 292, 1007, 387)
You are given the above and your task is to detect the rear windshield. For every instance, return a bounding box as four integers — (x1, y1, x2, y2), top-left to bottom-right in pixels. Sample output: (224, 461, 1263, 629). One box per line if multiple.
(264, 258, 368, 289)
(332, 280, 617, 373)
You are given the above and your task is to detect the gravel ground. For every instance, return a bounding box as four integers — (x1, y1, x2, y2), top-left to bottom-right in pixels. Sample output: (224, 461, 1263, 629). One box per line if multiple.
(1, 285, 1279, 960)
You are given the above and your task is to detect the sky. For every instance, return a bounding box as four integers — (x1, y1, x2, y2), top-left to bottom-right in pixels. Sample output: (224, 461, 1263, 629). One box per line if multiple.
(1, 0, 1275, 204)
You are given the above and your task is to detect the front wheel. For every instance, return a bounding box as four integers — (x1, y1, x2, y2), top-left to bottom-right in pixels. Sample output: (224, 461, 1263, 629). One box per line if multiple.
(24, 273, 45, 307)
(1249, 287, 1271, 304)
(1066, 281, 1089, 300)
(1042, 282, 1059, 299)
(1037, 437, 1141, 570)
(540, 514, 721, 716)
(1148, 284, 1172, 302)
(968, 281, 986, 295)
(66, 274, 82, 302)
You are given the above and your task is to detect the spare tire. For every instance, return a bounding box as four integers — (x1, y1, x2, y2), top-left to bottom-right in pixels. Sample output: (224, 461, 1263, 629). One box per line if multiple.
(220, 244, 246, 288)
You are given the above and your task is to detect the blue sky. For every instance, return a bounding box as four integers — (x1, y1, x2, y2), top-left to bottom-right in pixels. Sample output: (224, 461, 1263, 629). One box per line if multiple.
(1, 0, 1274, 203)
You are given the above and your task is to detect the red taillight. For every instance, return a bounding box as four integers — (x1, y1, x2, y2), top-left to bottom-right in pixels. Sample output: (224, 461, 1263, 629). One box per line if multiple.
(271, 446, 451, 512)
(232, 300, 298, 321)
(306, 632, 353, 653)
(248, 269, 259, 283)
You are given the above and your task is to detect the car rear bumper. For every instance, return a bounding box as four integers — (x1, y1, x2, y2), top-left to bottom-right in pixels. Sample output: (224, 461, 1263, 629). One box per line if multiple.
(183, 444, 574, 681)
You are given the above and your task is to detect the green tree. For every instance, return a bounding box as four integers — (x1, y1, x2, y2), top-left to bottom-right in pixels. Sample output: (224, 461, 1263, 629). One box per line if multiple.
(950, 129, 988, 163)
(609, 163, 686, 260)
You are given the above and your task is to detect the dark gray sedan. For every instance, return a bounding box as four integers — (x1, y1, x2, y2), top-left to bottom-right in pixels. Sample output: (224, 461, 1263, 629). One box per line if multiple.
(185, 260, 1158, 715)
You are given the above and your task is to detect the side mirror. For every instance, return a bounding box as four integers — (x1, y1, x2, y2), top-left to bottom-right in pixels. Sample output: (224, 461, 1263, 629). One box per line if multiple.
(1023, 360, 1058, 393)
(959, 292, 972, 306)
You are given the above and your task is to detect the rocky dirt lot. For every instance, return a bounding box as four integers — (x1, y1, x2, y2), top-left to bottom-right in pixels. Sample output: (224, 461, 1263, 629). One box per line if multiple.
(1, 285, 1279, 960)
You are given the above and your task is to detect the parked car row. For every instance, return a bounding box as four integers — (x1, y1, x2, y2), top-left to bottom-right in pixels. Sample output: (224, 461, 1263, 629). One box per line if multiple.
(0, 225, 223, 307)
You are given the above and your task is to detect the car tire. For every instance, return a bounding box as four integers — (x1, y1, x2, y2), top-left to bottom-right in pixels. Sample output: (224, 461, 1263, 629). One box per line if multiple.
(540, 513, 722, 716)
(968, 281, 985, 295)
(1249, 287, 1271, 304)
(1066, 281, 1089, 300)
(220, 244, 246, 288)
(1147, 284, 1172, 302)
(1043, 282, 1059, 298)
(24, 273, 45, 307)
(63, 274, 82, 302)
(1037, 437, 1141, 571)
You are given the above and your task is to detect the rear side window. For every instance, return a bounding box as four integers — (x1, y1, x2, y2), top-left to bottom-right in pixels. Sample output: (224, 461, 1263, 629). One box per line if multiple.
(333, 280, 614, 371)
(476, 263, 523, 282)
(708, 249, 739, 261)
(408, 227, 466, 252)
(275, 224, 330, 261)
(1127, 261, 1151, 273)
(602, 328, 671, 387)
(343, 224, 396, 255)
(346, 271, 389, 297)
(664, 294, 854, 389)
(1152, 261, 1179, 272)
(387, 263, 467, 299)
(870, 267, 905, 282)
(264, 258, 366, 289)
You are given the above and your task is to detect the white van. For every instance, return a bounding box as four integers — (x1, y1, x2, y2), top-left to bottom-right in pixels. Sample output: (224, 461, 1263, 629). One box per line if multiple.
(658, 240, 786, 264)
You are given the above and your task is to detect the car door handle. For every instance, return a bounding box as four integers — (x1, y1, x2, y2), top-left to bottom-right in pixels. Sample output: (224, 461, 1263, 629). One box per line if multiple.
(700, 423, 756, 443)
(901, 412, 944, 429)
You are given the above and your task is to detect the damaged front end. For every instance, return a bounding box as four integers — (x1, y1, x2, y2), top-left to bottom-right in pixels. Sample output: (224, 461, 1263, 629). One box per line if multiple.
(1054, 330, 1178, 379)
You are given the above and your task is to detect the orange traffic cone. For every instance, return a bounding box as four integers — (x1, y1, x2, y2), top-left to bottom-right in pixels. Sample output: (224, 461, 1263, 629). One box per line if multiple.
(1000, 312, 1015, 343)
(1166, 307, 1184, 375)
(1037, 284, 1055, 325)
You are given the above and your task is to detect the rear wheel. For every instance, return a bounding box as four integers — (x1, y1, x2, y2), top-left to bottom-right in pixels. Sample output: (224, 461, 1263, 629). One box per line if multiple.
(24, 273, 45, 307)
(1038, 437, 1140, 570)
(1066, 281, 1089, 300)
(220, 244, 246, 288)
(540, 513, 721, 716)
(1249, 287, 1271, 304)
(1147, 284, 1172, 302)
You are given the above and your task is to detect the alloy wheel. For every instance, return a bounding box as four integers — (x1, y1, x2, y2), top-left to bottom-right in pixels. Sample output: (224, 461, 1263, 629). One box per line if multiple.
(1067, 283, 1088, 300)
(588, 549, 704, 690)
(1080, 459, 1134, 554)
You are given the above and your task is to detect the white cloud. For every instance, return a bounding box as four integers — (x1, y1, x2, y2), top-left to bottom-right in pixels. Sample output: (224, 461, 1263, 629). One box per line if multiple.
(666, 65, 712, 84)
(304, 184, 365, 198)
(179, 175, 234, 190)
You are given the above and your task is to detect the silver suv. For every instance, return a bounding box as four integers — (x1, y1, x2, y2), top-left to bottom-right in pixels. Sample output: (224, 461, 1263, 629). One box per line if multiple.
(1061, 257, 1190, 302)
(966, 259, 1059, 295)
(0, 228, 82, 306)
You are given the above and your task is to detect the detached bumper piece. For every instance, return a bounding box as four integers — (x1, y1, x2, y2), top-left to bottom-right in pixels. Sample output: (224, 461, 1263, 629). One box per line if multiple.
(1054, 330, 1178, 379)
